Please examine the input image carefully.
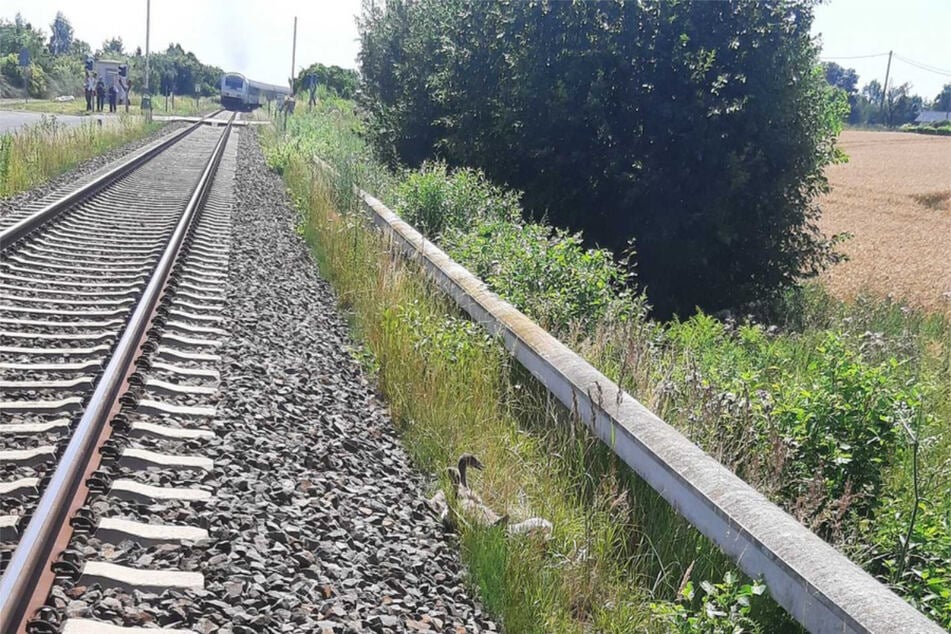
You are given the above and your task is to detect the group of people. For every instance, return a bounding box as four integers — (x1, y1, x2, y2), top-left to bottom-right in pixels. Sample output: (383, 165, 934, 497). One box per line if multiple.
(84, 71, 129, 113)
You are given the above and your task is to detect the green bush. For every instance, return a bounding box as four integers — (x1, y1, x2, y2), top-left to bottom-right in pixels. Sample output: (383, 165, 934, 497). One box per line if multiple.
(0, 53, 19, 84)
(865, 493, 951, 628)
(26, 63, 47, 98)
(774, 334, 911, 519)
(393, 161, 521, 237)
(359, 0, 847, 317)
(651, 570, 766, 633)
(442, 220, 629, 332)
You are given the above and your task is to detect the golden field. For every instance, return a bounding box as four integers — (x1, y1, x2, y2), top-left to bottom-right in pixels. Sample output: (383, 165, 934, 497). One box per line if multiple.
(818, 130, 951, 313)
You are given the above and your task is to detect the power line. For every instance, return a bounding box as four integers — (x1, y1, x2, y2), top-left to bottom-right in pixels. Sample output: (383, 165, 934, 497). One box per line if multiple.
(894, 54, 951, 75)
(893, 54, 951, 77)
(820, 52, 889, 61)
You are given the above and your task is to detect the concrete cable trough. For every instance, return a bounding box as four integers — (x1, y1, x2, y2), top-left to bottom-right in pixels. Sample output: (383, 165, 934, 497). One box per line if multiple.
(320, 161, 945, 634)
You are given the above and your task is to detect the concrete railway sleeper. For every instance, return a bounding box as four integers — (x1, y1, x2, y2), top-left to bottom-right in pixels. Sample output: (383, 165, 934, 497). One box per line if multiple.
(0, 113, 237, 633)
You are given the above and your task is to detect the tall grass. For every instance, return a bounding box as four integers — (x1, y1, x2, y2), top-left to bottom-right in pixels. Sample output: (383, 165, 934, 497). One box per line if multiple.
(279, 151, 787, 632)
(265, 101, 950, 629)
(0, 114, 161, 197)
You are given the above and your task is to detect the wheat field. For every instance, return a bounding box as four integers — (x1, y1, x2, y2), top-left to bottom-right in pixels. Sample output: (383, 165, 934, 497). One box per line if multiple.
(818, 130, 951, 313)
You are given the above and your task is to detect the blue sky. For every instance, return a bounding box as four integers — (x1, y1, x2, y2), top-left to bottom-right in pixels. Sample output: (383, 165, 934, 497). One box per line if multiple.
(8, 0, 950, 99)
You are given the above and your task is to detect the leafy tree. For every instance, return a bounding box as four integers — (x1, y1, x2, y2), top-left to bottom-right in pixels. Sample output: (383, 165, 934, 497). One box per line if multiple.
(1, 13, 47, 61)
(146, 43, 222, 96)
(0, 13, 221, 100)
(294, 62, 358, 98)
(72, 39, 91, 58)
(862, 79, 883, 105)
(359, 0, 848, 316)
(0, 14, 50, 93)
(100, 37, 124, 57)
(934, 83, 951, 111)
(823, 62, 858, 95)
(48, 11, 73, 56)
(823, 62, 862, 123)
(884, 82, 922, 126)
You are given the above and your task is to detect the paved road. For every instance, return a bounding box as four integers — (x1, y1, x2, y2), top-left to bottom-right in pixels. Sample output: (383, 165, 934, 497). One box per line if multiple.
(0, 110, 104, 133)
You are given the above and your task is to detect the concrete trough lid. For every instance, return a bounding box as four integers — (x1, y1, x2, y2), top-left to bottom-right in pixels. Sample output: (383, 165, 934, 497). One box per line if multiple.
(325, 160, 946, 633)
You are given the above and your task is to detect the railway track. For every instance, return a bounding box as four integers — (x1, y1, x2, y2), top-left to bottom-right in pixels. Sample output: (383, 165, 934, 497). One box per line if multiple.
(1, 109, 237, 633)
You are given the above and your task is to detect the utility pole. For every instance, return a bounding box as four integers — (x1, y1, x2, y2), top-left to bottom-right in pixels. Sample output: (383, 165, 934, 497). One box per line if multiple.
(144, 0, 152, 119)
(290, 16, 297, 93)
(145, 0, 151, 93)
(880, 49, 892, 124)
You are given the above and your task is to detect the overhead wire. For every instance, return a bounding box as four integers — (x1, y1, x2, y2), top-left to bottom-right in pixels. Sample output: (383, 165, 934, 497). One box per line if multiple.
(893, 54, 951, 77)
(820, 52, 889, 61)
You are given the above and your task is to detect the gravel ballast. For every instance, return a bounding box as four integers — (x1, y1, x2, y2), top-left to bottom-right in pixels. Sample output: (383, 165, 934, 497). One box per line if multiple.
(197, 128, 498, 633)
(28, 125, 497, 634)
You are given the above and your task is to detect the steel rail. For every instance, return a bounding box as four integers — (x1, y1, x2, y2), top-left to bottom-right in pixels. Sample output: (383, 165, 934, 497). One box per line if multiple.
(0, 109, 224, 251)
(309, 154, 944, 634)
(0, 113, 235, 634)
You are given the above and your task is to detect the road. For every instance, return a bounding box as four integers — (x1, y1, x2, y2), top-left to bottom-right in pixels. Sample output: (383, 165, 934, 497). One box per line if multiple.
(0, 109, 100, 133)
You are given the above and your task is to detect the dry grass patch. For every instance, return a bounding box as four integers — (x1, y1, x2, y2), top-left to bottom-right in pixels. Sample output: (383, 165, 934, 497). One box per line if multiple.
(818, 130, 951, 313)
(911, 189, 950, 211)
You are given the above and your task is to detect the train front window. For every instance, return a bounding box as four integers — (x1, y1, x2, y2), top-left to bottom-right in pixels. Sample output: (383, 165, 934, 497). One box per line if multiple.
(224, 76, 243, 90)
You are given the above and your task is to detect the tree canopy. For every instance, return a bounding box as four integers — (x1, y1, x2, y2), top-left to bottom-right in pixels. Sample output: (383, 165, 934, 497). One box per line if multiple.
(99, 36, 125, 57)
(147, 43, 223, 96)
(934, 83, 951, 111)
(359, 0, 847, 316)
(0, 12, 222, 99)
(294, 62, 358, 98)
(48, 11, 73, 56)
(823, 62, 927, 126)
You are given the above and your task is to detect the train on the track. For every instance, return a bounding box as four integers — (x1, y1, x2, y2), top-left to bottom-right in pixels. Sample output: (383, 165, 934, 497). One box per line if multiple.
(220, 72, 290, 110)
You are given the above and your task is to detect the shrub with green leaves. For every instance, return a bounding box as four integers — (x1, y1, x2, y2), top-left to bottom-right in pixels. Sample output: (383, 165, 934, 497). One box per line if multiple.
(442, 220, 628, 332)
(651, 570, 766, 633)
(773, 333, 906, 517)
(393, 161, 521, 237)
(868, 495, 951, 628)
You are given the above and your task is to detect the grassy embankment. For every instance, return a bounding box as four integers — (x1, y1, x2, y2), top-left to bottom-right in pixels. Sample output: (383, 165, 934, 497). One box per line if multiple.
(263, 99, 950, 632)
(0, 114, 162, 197)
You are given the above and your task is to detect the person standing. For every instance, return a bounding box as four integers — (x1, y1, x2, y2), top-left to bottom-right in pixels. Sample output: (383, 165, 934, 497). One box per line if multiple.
(95, 76, 105, 112)
(108, 80, 117, 113)
(307, 74, 317, 109)
(119, 76, 131, 113)
(84, 72, 95, 111)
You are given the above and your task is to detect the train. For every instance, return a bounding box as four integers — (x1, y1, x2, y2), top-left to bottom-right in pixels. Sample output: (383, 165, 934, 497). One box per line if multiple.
(220, 72, 290, 110)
